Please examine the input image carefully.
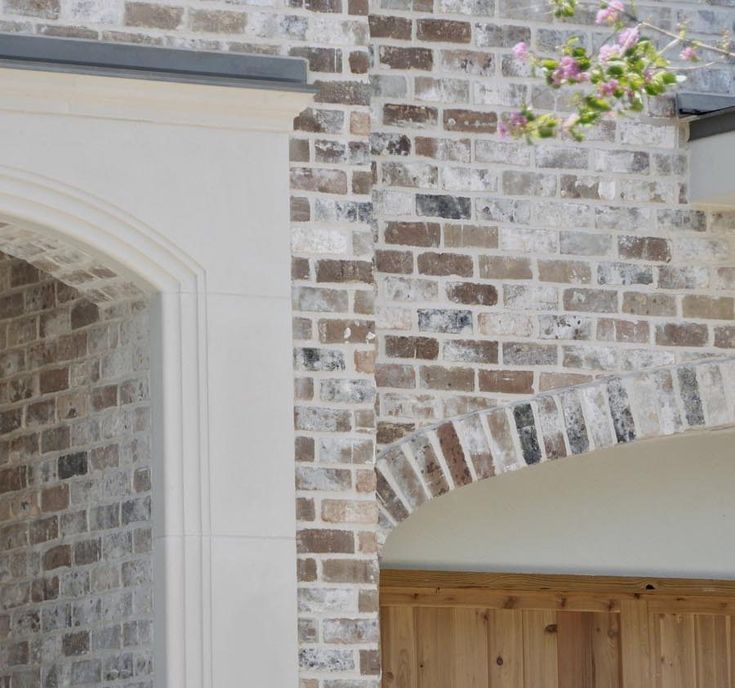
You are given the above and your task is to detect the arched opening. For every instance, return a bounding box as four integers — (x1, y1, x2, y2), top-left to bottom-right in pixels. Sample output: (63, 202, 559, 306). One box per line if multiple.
(383, 427, 735, 578)
(0, 182, 205, 688)
(0, 221, 155, 685)
(378, 428, 735, 687)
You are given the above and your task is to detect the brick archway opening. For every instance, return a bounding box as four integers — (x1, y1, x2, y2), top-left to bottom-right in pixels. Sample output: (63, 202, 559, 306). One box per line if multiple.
(376, 357, 735, 545)
(0, 219, 154, 686)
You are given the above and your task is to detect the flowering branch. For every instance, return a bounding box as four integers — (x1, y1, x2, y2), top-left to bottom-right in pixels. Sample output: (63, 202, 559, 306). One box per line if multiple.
(503, 0, 735, 141)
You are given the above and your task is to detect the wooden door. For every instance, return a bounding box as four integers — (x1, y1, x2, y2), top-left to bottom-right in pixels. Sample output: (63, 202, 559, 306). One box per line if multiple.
(380, 570, 735, 688)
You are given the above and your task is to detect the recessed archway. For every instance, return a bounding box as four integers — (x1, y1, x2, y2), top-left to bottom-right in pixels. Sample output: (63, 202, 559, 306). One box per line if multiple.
(0, 168, 206, 688)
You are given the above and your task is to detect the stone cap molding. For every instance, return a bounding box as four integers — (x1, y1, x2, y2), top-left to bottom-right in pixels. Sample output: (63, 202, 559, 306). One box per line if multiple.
(0, 63, 314, 132)
(376, 356, 735, 544)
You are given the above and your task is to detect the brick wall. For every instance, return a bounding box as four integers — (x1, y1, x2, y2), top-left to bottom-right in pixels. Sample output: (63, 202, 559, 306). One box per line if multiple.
(369, 4, 735, 447)
(0, 252, 152, 687)
(0, 2, 733, 686)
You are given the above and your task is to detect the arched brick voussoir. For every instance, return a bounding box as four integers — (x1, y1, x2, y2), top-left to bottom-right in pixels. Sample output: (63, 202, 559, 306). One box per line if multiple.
(376, 356, 735, 542)
(0, 221, 145, 303)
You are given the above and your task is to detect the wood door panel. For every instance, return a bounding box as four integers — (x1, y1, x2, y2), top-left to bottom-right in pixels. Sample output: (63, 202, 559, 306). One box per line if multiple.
(381, 570, 735, 688)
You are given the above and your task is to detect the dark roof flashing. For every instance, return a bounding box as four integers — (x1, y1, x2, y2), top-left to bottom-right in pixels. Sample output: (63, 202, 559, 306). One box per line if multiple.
(0, 33, 314, 93)
(677, 92, 735, 141)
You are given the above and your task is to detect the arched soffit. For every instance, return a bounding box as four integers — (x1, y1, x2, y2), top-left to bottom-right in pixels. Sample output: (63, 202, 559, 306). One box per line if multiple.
(0, 165, 204, 297)
(376, 356, 735, 544)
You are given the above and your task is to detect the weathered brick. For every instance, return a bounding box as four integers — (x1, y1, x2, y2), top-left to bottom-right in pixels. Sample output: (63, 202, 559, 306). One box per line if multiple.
(655, 323, 708, 347)
(416, 194, 471, 219)
(383, 103, 438, 127)
(297, 529, 354, 554)
(479, 256, 531, 280)
(444, 224, 497, 249)
(379, 46, 433, 70)
(682, 295, 735, 320)
(443, 340, 498, 363)
(369, 14, 412, 39)
(443, 109, 497, 133)
(446, 282, 497, 305)
(417, 252, 473, 277)
(417, 18, 471, 42)
(618, 236, 671, 263)
(478, 370, 534, 394)
(563, 288, 617, 313)
(539, 260, 591, 284)
(316, 260, 373, 283)
(385, 336, 439, 360)
(384, 222, 440, 247)
(622, 292, 677, 317)
(124, 2, 183, 28)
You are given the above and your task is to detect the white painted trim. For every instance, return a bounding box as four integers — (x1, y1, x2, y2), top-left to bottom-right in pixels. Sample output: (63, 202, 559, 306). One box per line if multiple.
(0, 66, 313, 132)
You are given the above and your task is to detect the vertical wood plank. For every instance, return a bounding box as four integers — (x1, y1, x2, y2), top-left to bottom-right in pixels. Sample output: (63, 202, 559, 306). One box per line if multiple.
(523, 610, 558, 688)
(381, 606, 418, 688)
(488, 609, 524, 688)
(620, 599, 651, 688)
(694, 614, 731, 688)
(590, 612, 621, 688)
(415, 607, 453, 688)
(557, 611, 594, 688)
(452, 608, 489, 688)
(656, 613, 696, 688)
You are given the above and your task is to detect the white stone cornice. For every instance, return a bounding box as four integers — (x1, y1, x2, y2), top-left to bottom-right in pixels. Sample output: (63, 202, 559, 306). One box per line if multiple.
(0, 66, 313, 131)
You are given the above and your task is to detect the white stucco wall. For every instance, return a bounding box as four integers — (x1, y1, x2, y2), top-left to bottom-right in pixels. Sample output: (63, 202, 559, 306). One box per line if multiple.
(0, 68, 312, 688)
(382, 428, 735, 579)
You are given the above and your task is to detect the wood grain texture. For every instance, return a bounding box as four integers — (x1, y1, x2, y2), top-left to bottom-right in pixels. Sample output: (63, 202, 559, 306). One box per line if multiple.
(381, 605, 417, 688)
(380, 569, 735, 598)
(488, 609, 524, 688)
(620, 598, 651, 688)
(523, 610, 558, 688)
(380, 571, 735, 688)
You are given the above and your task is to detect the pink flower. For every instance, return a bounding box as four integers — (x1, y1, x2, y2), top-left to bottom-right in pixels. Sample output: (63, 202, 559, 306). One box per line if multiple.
(598, 79, 619, 96)
(680, 46, 697, 61)
(510, 112, 528, 127)
(599, 44, 621, 62)
(595, 0, 624, 24)
(618, 26, 640, 50)
(512, 41, 529, 60)
(551, 56, 589, 85)
(497, 121, 509, 138)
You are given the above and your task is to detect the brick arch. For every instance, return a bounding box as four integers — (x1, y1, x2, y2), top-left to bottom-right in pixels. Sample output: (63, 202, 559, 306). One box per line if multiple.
(376, 356, 735, 542)
(0, 220, 144, 303)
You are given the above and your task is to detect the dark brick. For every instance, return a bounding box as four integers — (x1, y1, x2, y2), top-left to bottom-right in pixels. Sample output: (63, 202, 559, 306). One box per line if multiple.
(297, 529, 354, 554)
(416, 194, 471, 219)
(58, 452, 88, 479)
(446, 281, 497, 305)
(417, 18, 471, 42)
(369, 15, 412, 39)
(443, 109, 497, 133)
(70, 301, 99, 330)
(379, 46, 433, 70)
(316, 260, 373, 283)
(385, 336, 439, 360)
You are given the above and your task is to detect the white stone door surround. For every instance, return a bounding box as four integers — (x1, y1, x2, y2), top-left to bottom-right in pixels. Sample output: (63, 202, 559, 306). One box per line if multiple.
(0, 53, 312, 687)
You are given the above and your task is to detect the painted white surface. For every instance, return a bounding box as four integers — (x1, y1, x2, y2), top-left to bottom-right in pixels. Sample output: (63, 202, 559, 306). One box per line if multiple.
(0, 68, 311, 688)
(383, 428, 735, 579)
(690, 130, 735, 209)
